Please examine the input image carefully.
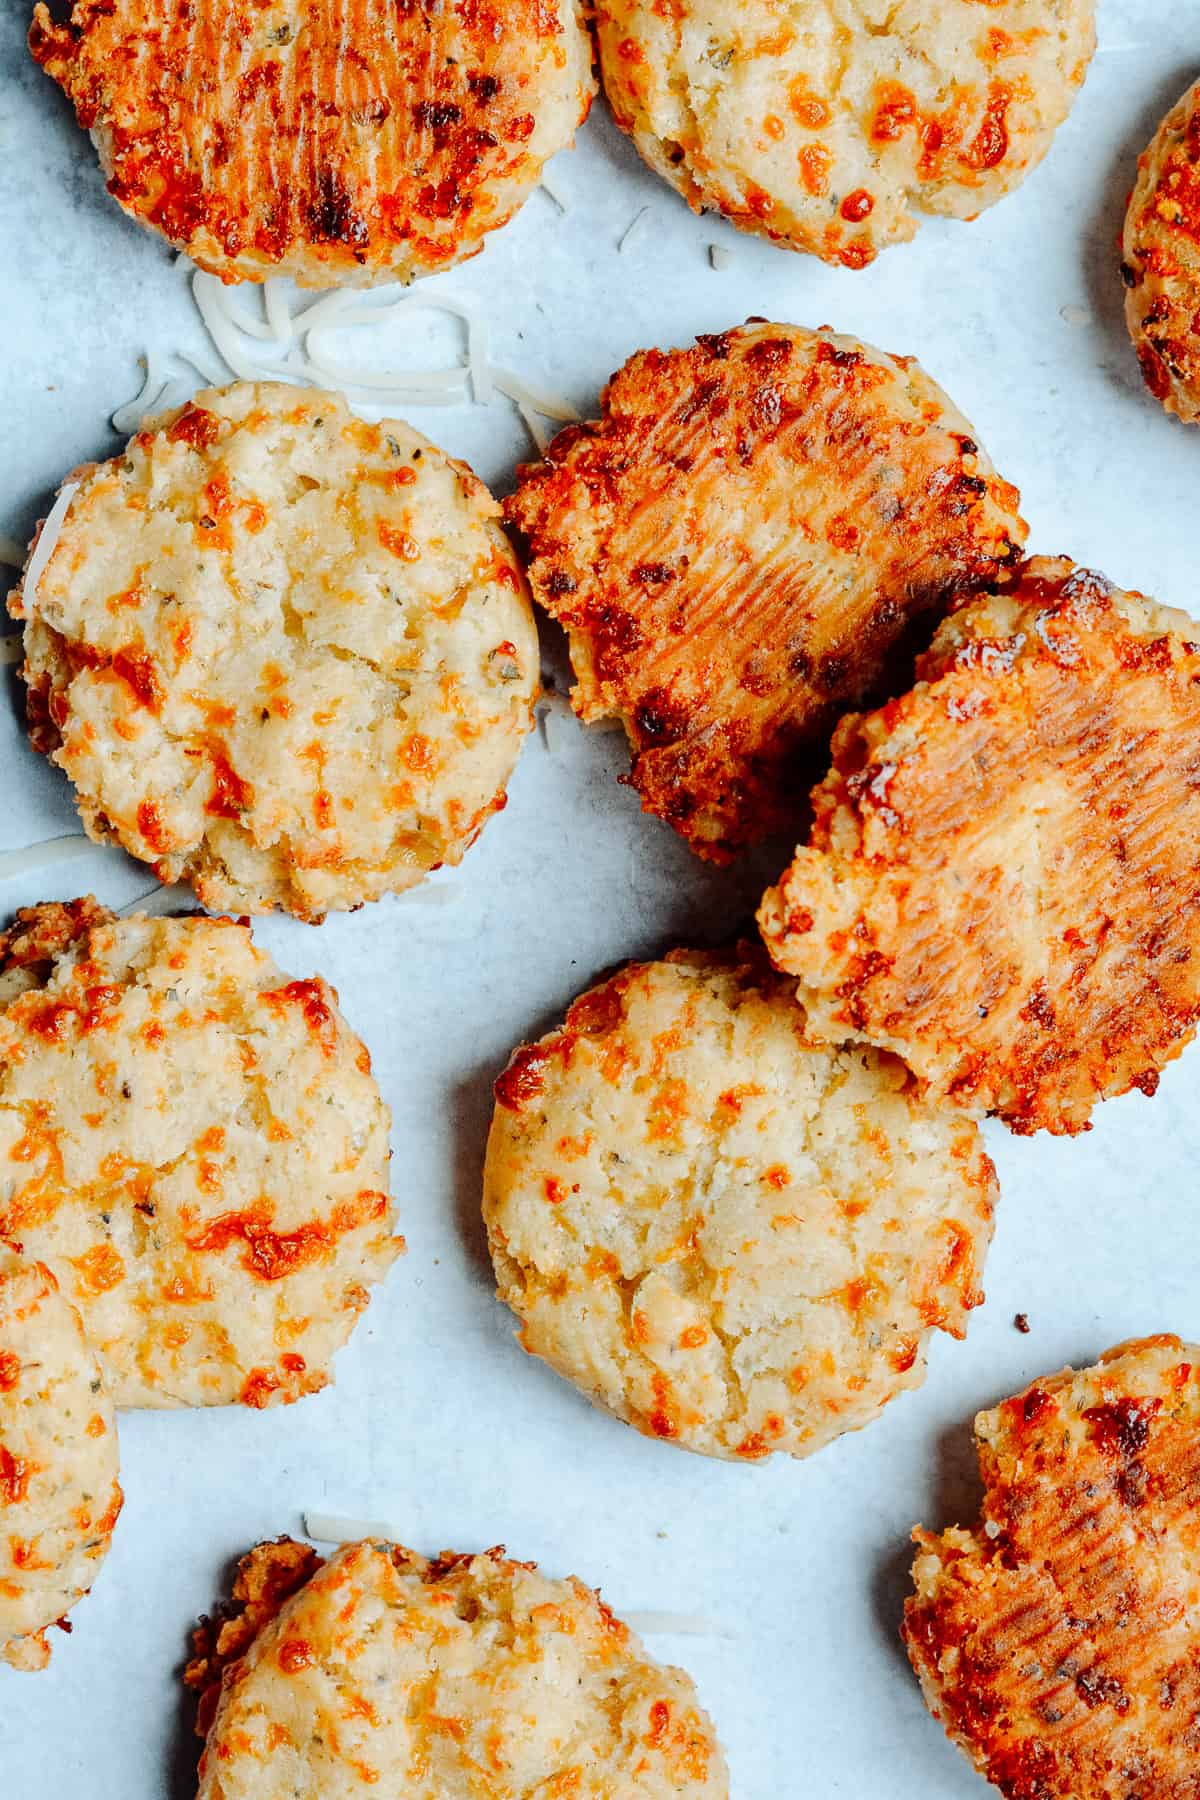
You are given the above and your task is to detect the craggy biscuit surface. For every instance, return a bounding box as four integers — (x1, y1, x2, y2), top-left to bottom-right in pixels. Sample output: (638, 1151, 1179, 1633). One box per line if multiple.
(483, 951, 995, 1461)
(905, 1336, 1200, 1800)
(11, 384, 538, 920)
(596, 0, 1095, 266)
(30, 0, 594, 287)
(195, 1538, 728, 1798)
(0, 901, 399, 1408)
(507, 323, 1026, 859)
(1124, 78, 1200, 424)
(759, 556, 1200, 1136)
(0, 1249, 122, 1671)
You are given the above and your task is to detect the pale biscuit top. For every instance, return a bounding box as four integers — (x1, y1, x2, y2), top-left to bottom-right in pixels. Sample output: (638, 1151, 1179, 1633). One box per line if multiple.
(595, 0, 1095, 266)
(196, 1538, 728, 1798)
(0, 1249, 122, 1672)
(11, 383, 539, 921)
(483, 951, 995, 1462)
(759, 556, 1200, 1137)
(30, 0, 595, 287)
(1123, 78, 1200, 424)
(507, 323, 1026, 860)
(0, 900, 399, 1409)
(905, 1336, 1200, 1800)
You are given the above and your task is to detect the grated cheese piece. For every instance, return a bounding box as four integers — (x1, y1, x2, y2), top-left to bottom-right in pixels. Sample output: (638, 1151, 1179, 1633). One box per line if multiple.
(22, 481, 80, 609)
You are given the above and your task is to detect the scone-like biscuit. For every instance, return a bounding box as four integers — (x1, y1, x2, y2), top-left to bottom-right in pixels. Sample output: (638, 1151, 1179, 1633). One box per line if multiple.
(1123, 79, 1200, 424)
(10, 384, 538, 920)
(759, 557, 1200, 1136)
(0, 899, 399, 1408)
(483, 950, 995, 1461)
(904, 1336, 1200, 1799)
(506, 323, 1026, 859)
(29, 0, 594, 287)
(0, 1249, 122, 1671)
(596, 0, 1095, 267)
(190, 1537, 728, 1798)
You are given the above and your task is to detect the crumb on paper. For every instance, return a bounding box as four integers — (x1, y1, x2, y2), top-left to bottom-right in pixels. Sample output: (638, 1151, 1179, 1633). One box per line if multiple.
(709, 243, 734, 271)
(1014, 1312, 1031, 1334)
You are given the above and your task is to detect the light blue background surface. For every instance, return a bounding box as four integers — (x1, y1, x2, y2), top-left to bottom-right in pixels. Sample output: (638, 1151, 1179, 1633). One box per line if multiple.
(1, 2, 1198, 1794)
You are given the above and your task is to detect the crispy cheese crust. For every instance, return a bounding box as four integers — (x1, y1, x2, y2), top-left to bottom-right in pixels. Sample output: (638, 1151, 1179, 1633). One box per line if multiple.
(29, 0, 595, 287)
(193, 1538, 729, 1798)
(595, 0, 1095, 266)
(0, 900, 400, 1409)
(1123, 79, 1200, 425)
(0, 1249, 122, 1672)
(10, 383, 539, 921)
(483, 950, 995, 1461)
(904, 1336, 1200, 1800)
(759, 556, 1200, 1136)
(506, 323, 1026, 859)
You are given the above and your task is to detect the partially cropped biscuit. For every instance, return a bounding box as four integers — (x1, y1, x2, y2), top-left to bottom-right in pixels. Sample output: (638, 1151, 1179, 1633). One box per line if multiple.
(0, 1249, 122, 1671)
(760, 556, 1200, 1136)
(0, 899, 399, 1408)
(1123, 78, 1200, 424)
(29, 0, 594, 287)
(188, 1537, 728, 1797)
(905, 1336, 1200, 1799)
(483, 950, 995, 1461)
(10, 384, 538, 920)
(596, 0, 1095, 266)
(507, 323, 1025, 859)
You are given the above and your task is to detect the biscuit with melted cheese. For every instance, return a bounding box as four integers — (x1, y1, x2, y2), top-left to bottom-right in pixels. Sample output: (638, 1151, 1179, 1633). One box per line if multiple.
(483, 949, 995, 1461)
(10, 384, 538, 920)
(0, 900, 399, 1408)
(905, 1336, 1200, 1799)
(29, 0, 594, 286)
(506, 323, 1025, 859)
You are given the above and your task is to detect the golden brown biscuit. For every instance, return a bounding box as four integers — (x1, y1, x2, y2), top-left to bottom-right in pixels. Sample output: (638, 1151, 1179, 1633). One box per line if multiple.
(595, 0, 1096, 266)
(507, 323, 1026, 859)
(0, 1249, 122, 1671)
(0, 900, 399, 1408)
(190, 1537, 729, 1798)
(904, 1336, 1200, 1800)
(10, 383, 539, 921)
(1123, 78, 1200, 424)
(29, 0, 595, 287)
(484, 949, 995, 1461)
(759, 556, 1200, 1136)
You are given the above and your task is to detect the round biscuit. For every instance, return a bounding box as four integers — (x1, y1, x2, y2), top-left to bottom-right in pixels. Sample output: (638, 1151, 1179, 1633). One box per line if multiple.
(29, 0, 595, 287)
(759, 556, 1200, 1136)
(0, 1248, 122, 1671)
(195, 1538, 728, 1798)
(10, 384, 539, 920)
(483, 949, 996, 1461)
(0, 899, 399, 1409)
(507, 322, 1026, 859)
(1123, 78, 1200, 424)
(595, 0, 1095, 266)
(905, 1335, 1200, 1799)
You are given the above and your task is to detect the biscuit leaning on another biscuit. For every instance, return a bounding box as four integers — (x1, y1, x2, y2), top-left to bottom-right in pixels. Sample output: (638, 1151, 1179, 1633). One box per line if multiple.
(595, 0, 1096, 266)
(0, 898, 400, 1409)
(29, 0, 596, 287)
(484, 948, 996, 1461)
(905, 1336, 1200, 1799)
(507, 322, 1026, 859)
(186, 1537, 729, 1798)
(1123, 78, 1200, 424)
(759, 556, 1200, 1136)
(9, 383, 539, 921)
(0, 1248, 122, 1671)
